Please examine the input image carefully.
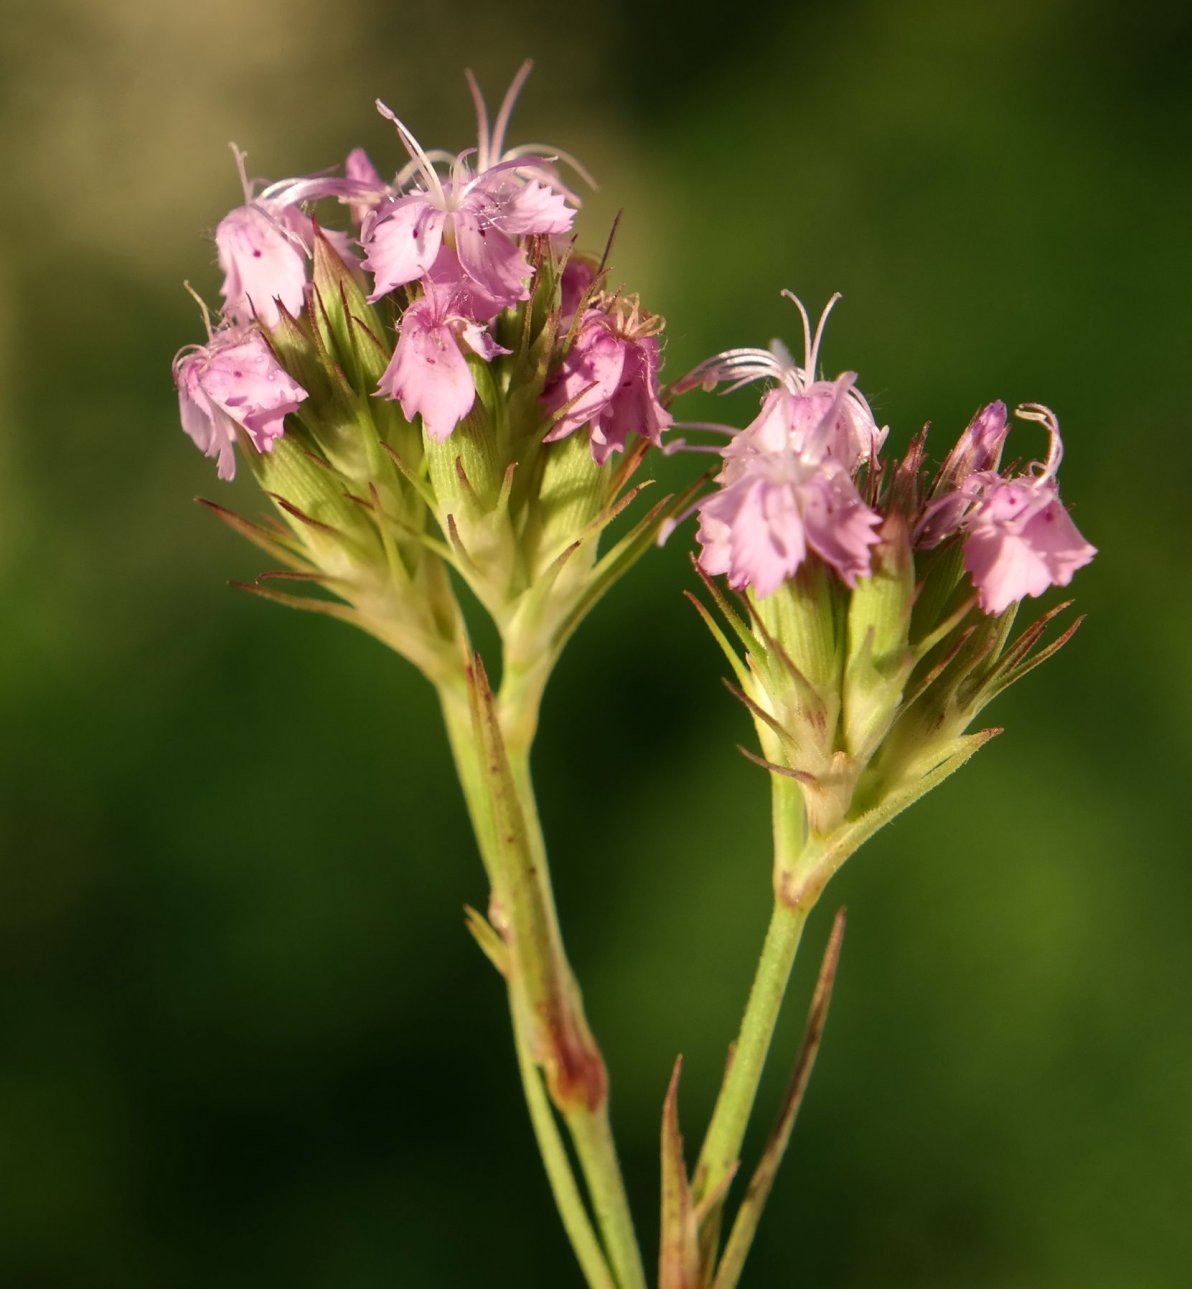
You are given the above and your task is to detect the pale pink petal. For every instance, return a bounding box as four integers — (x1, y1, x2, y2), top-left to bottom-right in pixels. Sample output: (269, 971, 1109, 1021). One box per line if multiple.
(458, 320, 508, 362)
(589, 335, 671, 464)
(542, 318, 625, 442)
(694, 510, 733, 578)
(176, 355, 237, 480)
(172, 327, 307, 479)
(963, 478, 1096, 614)
(216, 204, 308, 326)
(362, 197, 446, 299)
(199, 331, 307, 453)
(724, 388, 796, 464)
(378, 303, 476, 442)
(798, 467, 882, 588)
(453, 211, 533, 307)
(423, 245, 505, 323)
(735, 479, 807, 598)
(494, 177, 576, 235)
(345, 147, 387, 226)
(697, 475, 806, 598)
(791, 376, 884, 467)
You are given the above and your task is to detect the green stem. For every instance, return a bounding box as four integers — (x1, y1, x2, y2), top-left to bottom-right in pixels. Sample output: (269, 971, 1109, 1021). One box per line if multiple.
(499, 707, 647, 1289)
(692, 900, 809, 1207)
(691, 771, 813, 1271)
(510, 1006, 617, 1289)
(438, 677, 646, 1289)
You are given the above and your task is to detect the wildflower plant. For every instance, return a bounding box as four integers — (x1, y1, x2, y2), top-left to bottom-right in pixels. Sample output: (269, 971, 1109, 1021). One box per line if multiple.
(173, 63, 1095, 1288)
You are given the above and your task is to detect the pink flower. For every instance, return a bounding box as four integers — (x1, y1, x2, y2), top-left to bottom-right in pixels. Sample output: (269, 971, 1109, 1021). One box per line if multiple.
(216, 149, 360, 327)
(693, 380, 883, 595)
(915, 401, 1012, 548)
(362, 100, 575, 310)
(344, 146, 389, 227)
(960, 406, 1095, 613)
(674, 293, 887, 469)
(697, 452, 881, 596)
(216, 202, 310, 327)
(173, 326, 307, 480)
(542, 296, 671, 464)
(679, 294, 885, 594)
(376, 277, 508, 442)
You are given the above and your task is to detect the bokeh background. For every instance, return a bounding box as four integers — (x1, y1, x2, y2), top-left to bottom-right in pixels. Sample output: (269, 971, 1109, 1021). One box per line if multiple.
(2, 0, 1189, 1285)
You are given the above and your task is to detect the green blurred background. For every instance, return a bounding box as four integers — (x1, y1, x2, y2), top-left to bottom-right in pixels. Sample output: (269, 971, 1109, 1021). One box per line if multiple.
(2, 0, 1189, 1285)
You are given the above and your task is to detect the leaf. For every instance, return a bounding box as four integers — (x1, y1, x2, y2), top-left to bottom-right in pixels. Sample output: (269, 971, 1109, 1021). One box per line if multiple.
(195, 497, 310, 569)
(659, 1059, 702, 1289)
(463, 904, 508, 976)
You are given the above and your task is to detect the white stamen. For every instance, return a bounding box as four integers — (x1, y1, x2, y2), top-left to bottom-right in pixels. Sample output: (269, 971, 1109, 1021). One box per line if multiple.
(229, 143, 254, 204)
(490, 59, 535, 166)
(464, 69, 492, 173)
(182, 281, 215, 341)
(781, 289, 842, 381)
(376, 100, 445, 206)
(1015, 402, 1064, 482)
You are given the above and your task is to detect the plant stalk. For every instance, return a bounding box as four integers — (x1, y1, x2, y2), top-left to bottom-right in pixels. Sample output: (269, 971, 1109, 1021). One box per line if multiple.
(438, 674, 646, 1289)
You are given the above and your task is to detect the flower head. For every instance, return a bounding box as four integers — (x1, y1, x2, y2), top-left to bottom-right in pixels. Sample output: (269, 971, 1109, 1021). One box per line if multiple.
(675, 293, 887, 469)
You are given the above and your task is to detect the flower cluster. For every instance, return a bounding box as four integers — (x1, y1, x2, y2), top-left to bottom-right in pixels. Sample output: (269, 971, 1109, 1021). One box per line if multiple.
(173, 63, 668, 483)
(675, 294, 1096, 895)
(172, 65, 680, 690)
(676, 293, 1094, 615)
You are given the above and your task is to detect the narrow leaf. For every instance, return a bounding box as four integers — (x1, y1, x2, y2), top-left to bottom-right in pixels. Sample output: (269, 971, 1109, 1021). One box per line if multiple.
(683, 593, 752, 692)
(196, 497, 310, 568)
(230, 580, 358, 625)
(736, 744, 816, 785)
(659, 1059, 701, 1289)
(463, 904, 508, 976)
(982, 614, 1084, 702)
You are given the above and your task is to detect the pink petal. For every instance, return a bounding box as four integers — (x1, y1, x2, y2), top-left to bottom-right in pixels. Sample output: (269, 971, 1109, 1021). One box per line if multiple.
(963, 479, 1096, 614)
(737, 479, 808, 598)
(494, 177, 576, 235)
(345, 147, 387, 226)
(541, 318, 626, 442)
(378, 304, 476, 442)
(176, 356, 237, 480)
(200, 331, 307, 453)
(590, 335, 671, 464)
(424, 245, 505, 324)
(798, 467, 882, 588)
(362, 197, 446, 299)
(216, 204, 308, 326)
(697, 475, 807, 599)
(173, 328, 306, 479)
(453, 210, 532, 307)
